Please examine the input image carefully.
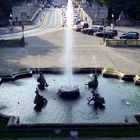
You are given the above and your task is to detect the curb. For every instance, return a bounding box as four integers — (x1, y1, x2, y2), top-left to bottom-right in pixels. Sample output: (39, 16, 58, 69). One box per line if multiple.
(0, 67, 139, 86)
(0, 71, 32, 83)
(102, 68, 140, 85)
(134, 75, 140, 85)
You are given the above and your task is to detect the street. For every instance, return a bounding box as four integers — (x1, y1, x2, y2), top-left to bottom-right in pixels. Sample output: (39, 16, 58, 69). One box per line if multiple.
(0, 8, 63, 39)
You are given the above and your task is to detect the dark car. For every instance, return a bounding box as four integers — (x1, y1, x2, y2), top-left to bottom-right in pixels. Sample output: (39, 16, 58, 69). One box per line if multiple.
(107, 29, 118, 37)
(81, 25, 104, 35)
(81, 28, 89, 34)
(95, 31, 114, 39)
(120, 32, 139, 39)
(81, 22, 89, 29)
(88, 25, 104, 35)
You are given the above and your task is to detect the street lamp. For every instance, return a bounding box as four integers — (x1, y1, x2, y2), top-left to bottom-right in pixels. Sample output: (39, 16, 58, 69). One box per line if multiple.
(111, 14, 114, 29)
(9, 13, 13, 31)
(103, 24, 106, 42)
(102, 17, 106, 42)
(20, 24, 25, 47)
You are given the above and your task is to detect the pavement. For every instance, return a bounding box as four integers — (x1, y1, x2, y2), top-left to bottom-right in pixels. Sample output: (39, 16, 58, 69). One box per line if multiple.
(25, 28, 140, 75)
(0, 6, 140, 75)
(0, 24, 140, 75)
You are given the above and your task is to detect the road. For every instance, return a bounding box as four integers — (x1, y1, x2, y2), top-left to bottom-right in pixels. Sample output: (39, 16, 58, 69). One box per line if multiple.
(0, 8, 63, 39)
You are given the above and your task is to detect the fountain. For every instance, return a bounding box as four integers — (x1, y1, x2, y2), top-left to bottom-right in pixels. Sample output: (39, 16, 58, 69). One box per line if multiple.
(57, 85, 80, 99)
(57, 0, 80, 99)
(37, 72, 49, 90)
(0, 73, 140, 123)
(86, 56, 99, 89)
(34, 88, 47, 111)
(0, 0, 140, 126)
(87, 89, 105, 106)
(87, 73, 99, 89)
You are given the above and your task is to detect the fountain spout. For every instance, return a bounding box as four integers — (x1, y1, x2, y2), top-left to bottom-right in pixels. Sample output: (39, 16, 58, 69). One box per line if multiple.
(34, 88, 48, 111)
(87, 73, 99, 89)
(37, 72, 49, 90)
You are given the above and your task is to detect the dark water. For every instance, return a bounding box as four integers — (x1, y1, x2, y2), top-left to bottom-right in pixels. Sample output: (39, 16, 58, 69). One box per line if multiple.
(0, 74, 140, 124)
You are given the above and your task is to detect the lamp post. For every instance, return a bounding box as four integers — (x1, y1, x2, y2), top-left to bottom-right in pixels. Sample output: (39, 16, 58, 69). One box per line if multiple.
(111, 14, 114, 29)
(9, 13, 13, 31)
(103, 24, 106, 42)
(102, 17, 106, 42)
(20, 24, 25, 47)
(93, 13, 97, 24)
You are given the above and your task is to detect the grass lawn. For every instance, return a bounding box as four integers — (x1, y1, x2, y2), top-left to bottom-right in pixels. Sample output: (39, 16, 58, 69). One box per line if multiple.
(105, 67, 115, 73)
(1, 119, 140, 138)
(0, 130, 70, 138)
(0, 120, 7, 130)
(19, 67, 28, 73)
(0, 39, 27, 46)
(0, 128, 140, 138)
(78, 128, 140, 137)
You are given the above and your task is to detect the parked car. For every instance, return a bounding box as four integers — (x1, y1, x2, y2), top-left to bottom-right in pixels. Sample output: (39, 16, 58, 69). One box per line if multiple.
(73, 24, 82, 32)
(95, 31, 114, 39)
(120, 32, 139, 39)
(107, 29, 118, 37)
(80, 22, 89, 29)
(88, 25, 104, 35)
(73, 22, 89, 32)
(81, 28, 90, 34)
(74, 19, 81, 25)
(81, 27, 91, 34)
(81, 25, 104, 35)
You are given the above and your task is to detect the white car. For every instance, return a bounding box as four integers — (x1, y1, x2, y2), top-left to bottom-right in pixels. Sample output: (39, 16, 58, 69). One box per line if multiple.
(73, 24, 82, 32)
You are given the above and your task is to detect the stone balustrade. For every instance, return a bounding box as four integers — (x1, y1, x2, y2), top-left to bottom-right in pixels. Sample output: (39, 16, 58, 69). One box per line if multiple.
(105, 39, 140, 47)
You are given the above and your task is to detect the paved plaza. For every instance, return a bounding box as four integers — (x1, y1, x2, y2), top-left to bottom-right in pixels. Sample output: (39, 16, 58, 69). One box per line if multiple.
(0, 6, 140, 75)
(0, 27, 140, 75)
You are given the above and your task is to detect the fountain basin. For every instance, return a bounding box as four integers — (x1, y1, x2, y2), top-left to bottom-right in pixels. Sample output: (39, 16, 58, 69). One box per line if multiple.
(0, 73, 140, 124)
(57, 86, 80, 99)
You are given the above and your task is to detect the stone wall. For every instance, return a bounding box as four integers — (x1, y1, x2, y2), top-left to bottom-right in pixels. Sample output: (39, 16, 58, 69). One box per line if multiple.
(78, 1, 108, 25)
(12, 3, 39, 25)
(105, 39, 140, 47)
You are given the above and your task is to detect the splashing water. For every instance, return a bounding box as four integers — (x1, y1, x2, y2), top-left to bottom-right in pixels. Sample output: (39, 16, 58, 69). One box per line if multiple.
(64, 0, 74, 87)
(66, 0, 74, 28)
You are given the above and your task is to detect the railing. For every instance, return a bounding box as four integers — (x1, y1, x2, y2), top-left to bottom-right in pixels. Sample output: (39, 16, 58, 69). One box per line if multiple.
(105, 39, 140, 47)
